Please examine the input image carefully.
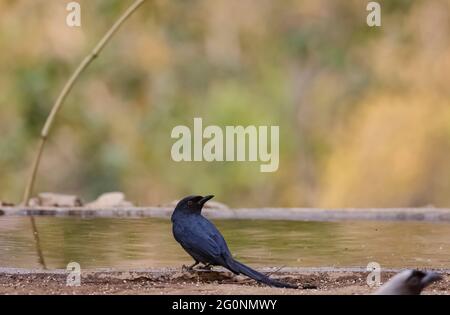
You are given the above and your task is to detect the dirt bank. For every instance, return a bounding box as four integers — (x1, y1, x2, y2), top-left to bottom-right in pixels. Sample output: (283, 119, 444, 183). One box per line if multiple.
(0, 268, 448, 295)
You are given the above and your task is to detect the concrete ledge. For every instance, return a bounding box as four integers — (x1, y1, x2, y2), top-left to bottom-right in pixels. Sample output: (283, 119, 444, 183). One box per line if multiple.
(2, 206, 450, 222)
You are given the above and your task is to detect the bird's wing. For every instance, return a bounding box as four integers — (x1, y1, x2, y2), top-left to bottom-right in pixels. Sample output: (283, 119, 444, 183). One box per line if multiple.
(173, 220, 224, 263)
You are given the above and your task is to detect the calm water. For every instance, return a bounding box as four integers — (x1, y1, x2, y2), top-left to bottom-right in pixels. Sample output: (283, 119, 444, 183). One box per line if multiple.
(0, 216, 449, 269)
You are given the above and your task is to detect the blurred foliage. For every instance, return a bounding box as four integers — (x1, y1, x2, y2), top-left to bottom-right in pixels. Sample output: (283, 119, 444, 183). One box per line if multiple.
(1, 0, 450, 207)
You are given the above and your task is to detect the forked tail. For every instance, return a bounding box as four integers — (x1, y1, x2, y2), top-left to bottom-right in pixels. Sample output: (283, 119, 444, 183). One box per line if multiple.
(225, 257, 297, 289)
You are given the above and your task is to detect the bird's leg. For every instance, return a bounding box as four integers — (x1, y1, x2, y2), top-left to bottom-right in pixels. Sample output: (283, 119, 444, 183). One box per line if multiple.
(189, 261, 200, 269)
(182, 260, 199, 272)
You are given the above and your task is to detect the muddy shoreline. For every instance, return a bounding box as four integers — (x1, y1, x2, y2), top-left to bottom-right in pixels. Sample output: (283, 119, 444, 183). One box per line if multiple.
(1, 268, 448, 295)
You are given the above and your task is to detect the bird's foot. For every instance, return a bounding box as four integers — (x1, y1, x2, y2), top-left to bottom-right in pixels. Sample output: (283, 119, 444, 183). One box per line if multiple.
(182, 262, 200, 272)
(197, 264, 213, 271)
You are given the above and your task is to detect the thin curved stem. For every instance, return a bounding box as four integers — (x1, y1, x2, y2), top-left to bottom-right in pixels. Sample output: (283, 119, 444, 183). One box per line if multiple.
(22, 0, 146, 205)
(29, 216, 47, 269)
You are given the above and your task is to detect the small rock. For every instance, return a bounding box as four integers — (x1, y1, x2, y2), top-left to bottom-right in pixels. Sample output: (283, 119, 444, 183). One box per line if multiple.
(37, 193, 83, 207)
(0, 201, 14, 207)
(86, 192, 134, 208)
(27, 197, 41, 207)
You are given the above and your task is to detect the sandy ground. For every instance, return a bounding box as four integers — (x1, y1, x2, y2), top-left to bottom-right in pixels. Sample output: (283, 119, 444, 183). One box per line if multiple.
(0, 268, 448, 295)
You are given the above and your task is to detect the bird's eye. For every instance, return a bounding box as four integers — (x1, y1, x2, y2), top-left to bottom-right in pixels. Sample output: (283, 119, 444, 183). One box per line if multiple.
(187, 201, 193, 206)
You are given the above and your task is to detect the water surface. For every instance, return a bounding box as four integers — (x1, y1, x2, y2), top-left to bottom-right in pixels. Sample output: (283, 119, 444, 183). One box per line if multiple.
(0, 216, 449, 269)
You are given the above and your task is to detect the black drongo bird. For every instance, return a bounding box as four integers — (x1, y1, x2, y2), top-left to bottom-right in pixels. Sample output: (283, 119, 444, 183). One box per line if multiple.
(171, 195, 297, 289)
(375, 270, 442, 295)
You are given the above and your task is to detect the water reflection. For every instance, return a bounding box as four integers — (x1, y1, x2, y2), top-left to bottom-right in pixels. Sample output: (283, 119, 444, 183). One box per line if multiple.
(0, 216, 449, 269)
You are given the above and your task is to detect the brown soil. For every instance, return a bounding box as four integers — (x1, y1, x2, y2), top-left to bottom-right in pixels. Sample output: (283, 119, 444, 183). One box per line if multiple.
(0, 268, 448, 295)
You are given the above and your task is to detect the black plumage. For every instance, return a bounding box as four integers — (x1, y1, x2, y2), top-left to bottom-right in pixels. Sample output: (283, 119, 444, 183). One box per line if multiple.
(171, 195, 297, 289)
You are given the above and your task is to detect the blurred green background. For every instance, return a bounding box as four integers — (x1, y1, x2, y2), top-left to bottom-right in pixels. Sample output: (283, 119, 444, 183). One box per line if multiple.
(1, 0, 450, 208)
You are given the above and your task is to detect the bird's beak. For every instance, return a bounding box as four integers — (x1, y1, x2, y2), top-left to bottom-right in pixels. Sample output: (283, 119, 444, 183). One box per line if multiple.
(422, 272, 442, 286)
(199, 195, 214, 205)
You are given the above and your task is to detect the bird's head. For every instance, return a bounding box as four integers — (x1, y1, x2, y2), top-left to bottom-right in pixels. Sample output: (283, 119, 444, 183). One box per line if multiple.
(404, 270, 442, 293)
(172, 195, 214, 216)
(376, 269, 442, 295)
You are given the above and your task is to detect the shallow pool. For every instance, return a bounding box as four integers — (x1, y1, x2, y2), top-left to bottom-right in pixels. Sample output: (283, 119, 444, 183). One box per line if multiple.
(0, 216, 449, 269)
